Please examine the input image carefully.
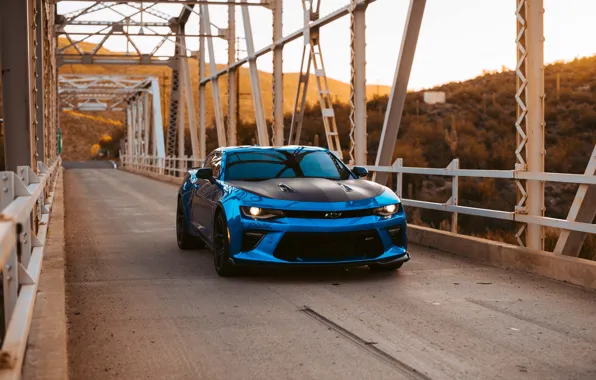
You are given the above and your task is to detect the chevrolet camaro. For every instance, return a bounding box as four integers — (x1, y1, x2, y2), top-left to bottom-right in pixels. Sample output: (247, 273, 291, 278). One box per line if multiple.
(176, 146, 409, 276)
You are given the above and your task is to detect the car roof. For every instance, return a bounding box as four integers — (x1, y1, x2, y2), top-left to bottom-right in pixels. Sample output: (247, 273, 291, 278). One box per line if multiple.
(212, 145, 329, 155)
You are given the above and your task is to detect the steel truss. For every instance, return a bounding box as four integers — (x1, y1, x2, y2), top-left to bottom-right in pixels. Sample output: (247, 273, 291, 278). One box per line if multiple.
(58, 74, 166, 160)
(515, 0, 545, 250)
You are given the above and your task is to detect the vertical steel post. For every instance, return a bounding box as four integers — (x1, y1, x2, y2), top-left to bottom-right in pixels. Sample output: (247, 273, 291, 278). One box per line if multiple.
(373, 0, 426, 185)
(240, 0, 269, 146)
(166, 28, 182, 173)
(179, 37, 200, 158)
(449, 159, 459, 233)
(271, 0, 284, 146)
(1, 0, 38, 171)
(150, 78, 166, 159)
(393, 158, 403, 198)
(524, 0, 545, 250)
(143, 92, 151, 157)
(138, 98, 144, 162)
(126, 104, 133, 158)
(35, 0, 45, 163)
(177, 79, 186, 175)
(514, 0, 529, 246)
(350, 0, 367, 165)
(227, 4, 238, 146)
(199, 15, 207, 161)
(44, 0, 57, 161)
(201, 5, 227, 147)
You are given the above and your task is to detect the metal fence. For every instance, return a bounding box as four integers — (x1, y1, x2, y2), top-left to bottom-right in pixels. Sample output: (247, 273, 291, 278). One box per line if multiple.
(120, 153, 595, 250)
(0, 158, 61, 379)
(362, 159, 595, 245)
(120, 154, 201, 177)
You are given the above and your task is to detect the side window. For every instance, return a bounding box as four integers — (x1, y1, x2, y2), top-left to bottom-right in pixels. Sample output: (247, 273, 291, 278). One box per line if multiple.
(203, 153, 221, 178)
(203, 153, 213, 169)
(211, 153, 222, 178)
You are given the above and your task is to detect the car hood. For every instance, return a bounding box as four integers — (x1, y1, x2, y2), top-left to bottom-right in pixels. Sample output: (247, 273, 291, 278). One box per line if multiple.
(225, 177, 386, 202)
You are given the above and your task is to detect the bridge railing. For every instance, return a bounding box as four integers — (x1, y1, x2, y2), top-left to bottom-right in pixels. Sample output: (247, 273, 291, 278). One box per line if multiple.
(120, 154, 201, 177)
(120, 153, 594, 248)
(363, 158, 596, 246)
(0, 158, 61, 379)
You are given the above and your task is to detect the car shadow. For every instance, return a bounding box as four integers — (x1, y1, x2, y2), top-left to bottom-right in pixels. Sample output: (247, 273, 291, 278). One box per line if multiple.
(228, 264, 405, 285)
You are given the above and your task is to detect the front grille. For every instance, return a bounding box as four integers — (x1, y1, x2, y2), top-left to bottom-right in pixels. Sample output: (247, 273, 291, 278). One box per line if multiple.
(282, 208, 375, 219)
(241, 231, 265, 252)
(273, 230, 384, 262)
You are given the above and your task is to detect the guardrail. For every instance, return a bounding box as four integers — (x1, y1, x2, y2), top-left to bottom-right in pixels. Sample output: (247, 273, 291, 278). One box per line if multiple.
(0, 158, 61, 380)
(120, 154, 200, 177)
(120, 153, 595, 246)
(362, 158, 595, 242)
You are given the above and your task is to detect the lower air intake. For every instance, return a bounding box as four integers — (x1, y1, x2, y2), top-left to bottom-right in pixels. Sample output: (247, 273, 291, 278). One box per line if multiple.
(241, 231, 265, 252)
(273, 230, 384, 262)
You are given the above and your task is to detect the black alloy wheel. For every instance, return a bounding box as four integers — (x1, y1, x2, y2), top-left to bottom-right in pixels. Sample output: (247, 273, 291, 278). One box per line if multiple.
(213, 211, 236, 277)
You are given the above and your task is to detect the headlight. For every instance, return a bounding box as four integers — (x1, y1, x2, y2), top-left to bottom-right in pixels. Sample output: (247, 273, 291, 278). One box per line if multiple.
(374, 203, 401, 216)
(240, 206, 284, 220)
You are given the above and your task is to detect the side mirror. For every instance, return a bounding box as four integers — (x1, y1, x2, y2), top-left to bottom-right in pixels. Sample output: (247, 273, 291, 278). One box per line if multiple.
(196, 167, 213, 180)
(352, 166, 369, 178)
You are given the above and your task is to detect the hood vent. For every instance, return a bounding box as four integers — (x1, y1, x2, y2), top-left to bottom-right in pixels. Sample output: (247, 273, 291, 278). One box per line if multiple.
(278, 183, 295, 193)
(337, 183, 353, 192)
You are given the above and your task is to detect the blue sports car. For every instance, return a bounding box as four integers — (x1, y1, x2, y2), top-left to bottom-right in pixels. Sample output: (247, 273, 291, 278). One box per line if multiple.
(176, 145, 409, 276)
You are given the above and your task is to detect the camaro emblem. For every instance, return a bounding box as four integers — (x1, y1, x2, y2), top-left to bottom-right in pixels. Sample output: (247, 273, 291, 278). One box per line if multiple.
(325, 212, 342, 219)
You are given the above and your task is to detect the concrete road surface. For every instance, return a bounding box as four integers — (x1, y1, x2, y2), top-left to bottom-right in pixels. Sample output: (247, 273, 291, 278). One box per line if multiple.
(64, 169, 596, 380)
(62, 160, 117, 169)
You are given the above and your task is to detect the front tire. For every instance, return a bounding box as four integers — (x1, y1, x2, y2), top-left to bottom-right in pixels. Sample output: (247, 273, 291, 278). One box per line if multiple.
(213, 211, 237, 277)
(176, 198, 205, 250)
(368, 262, 403, 272)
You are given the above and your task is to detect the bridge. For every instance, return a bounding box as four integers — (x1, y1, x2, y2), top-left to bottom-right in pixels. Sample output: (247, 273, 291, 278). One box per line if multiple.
(0, 0, 595, 379)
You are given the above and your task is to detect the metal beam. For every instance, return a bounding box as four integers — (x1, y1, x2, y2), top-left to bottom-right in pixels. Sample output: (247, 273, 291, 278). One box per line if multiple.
(350, 0, 367, 165)
(524, 0, 545, 250)
(127, 106, 133, 156)
(35, 0, 45, 163)
(227, 4, 238, 146)
(198, 15, 207, 160)
(179, 37, 200, 158)
(201, 4, 227, 147)
(59, 32, 217, 38)
(554, 145, 596, 256)
(373, 0, 426, 185)
(57, 0, 267, 4)
(150, 78, 166, 159)
(165, 40, 182, 164)
(201, 0, 377, 86)
(1, 0, 37, 171)
(177, 74, 186, 175)
(240, 0, 269, 146)
(271, 0, 284, 146)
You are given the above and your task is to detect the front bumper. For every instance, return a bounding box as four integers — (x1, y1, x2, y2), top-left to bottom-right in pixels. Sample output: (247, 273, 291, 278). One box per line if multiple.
(228, 213, 408, 267)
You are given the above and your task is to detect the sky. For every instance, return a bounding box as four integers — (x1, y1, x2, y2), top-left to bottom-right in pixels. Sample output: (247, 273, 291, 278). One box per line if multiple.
(58, 0, 596, 90)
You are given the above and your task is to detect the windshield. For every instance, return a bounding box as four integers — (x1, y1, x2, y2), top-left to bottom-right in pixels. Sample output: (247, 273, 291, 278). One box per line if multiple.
(224, 149, 353, 181)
